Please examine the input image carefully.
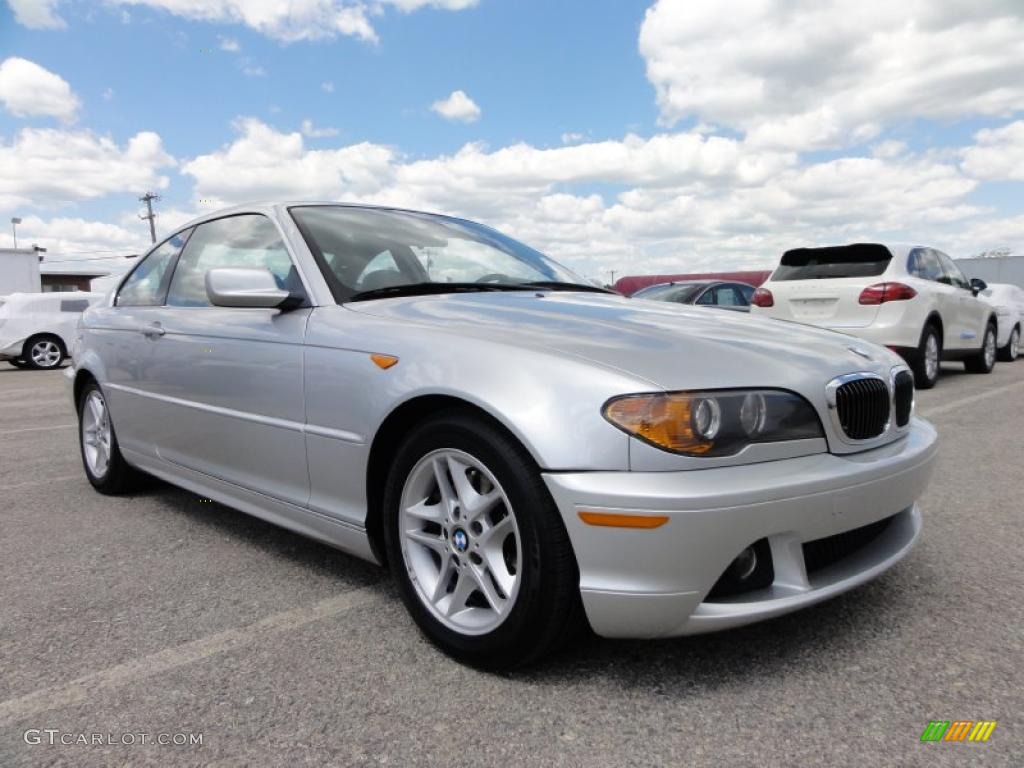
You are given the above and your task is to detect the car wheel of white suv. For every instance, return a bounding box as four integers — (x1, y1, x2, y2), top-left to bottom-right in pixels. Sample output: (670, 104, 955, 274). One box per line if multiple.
(912, 324, 942, 389)
(964, 322, 997, 374)
(997, 325, 1020, 362)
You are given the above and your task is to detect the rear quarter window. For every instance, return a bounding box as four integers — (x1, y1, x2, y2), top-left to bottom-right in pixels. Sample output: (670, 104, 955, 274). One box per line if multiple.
(773, 244, 893, 281)
(60, 299, 91, 312)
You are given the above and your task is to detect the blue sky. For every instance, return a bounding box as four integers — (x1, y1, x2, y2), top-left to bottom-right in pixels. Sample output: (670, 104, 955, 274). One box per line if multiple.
(2, 0, 1023, 280)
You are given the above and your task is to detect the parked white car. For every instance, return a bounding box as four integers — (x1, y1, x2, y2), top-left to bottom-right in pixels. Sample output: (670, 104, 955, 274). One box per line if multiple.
(750, 244, 997, 388)
(980, 283, 1023, 362)
(0, 292, 105, 369)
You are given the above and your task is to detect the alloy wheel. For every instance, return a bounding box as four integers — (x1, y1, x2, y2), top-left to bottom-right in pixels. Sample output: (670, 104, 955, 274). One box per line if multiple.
(925, 333, 939, 381)
(1011, 329, 1020, 361)
(984, 328, 996, 369)
(30, 340, 62, 368)
(81, 390, 112, 478)
(398, 448, 522, 635)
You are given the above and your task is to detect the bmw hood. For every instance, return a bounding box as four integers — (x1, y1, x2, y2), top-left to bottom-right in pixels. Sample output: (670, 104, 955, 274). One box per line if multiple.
(345, 291, 905, 391)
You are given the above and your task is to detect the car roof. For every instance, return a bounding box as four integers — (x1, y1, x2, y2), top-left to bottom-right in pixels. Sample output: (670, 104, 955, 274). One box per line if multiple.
(636, 280, 715, 291)
(170, 201, 463, 236)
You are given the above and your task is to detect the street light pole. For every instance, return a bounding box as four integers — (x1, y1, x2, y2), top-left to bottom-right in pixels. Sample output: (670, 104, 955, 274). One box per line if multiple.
(11, 217, 21, 248)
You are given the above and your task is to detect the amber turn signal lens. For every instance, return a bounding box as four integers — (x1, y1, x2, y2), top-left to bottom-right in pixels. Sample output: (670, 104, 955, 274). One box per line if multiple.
(370, 353, 399, 369)
(578, 511, 669, 529)
(603, 394, 714, 454)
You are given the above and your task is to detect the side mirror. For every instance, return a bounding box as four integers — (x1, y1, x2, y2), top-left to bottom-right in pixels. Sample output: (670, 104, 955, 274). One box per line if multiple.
(969, 277, 987, 296)
(205, 267, 294, 309)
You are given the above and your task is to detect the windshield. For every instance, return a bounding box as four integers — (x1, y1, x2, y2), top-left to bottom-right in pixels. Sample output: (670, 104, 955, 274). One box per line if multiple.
(632, 282, 705, 303)
(773, 244, 893, 280)
(289, 205, 588, 302)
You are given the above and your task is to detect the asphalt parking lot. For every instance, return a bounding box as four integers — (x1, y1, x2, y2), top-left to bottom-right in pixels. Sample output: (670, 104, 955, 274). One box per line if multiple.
(1, 364, 1022, 767)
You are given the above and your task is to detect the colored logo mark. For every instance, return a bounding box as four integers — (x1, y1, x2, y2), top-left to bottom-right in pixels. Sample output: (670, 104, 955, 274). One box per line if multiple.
(920, 720, 997, 742)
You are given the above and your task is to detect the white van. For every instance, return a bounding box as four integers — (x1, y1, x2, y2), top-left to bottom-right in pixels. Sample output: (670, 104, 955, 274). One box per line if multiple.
(0, 292, 105, 369)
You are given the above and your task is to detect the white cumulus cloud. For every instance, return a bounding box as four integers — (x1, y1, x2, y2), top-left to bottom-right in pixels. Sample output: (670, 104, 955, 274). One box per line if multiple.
(0, 127, 174, 209)
(961, 121, 1024, 181)
(640, 0, 1024, 149)
(6, 0, 65, 28)
(0, 57, 79, 121)
(301, 119, 340, 138)
(8, 0, 480, 43)
(431, 90, 481, 123)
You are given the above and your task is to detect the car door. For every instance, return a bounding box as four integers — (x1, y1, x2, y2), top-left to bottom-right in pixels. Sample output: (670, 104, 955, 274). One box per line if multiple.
(96, 230, 191, 457)
(937, 251, 987, 348)
(908, 248, 960, 350)
(139, 213, 312, 507)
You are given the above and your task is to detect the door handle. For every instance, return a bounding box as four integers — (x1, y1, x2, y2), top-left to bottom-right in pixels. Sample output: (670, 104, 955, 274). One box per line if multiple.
(140, 322, 165, 338)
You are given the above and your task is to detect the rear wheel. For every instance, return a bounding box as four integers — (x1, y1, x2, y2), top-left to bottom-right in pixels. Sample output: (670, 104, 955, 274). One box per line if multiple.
(997, 325, 1019, 362)
(964, 323, 997, 374)
(22, 335, 65, 370)
(383, 410, 584, 669)
(78, 380, 146, 494)
(911, 324, 941, 389)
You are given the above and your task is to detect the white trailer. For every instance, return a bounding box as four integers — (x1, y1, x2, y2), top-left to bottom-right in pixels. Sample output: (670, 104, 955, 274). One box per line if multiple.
(0, 248, 42, 294)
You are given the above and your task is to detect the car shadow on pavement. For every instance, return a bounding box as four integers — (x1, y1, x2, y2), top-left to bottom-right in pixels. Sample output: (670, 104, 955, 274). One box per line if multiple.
(137, 479, 387, 589)
(518, 575, 919, 691)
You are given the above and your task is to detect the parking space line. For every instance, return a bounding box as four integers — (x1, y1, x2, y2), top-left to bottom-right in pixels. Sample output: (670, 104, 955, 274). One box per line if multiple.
(0, 424, 76, 436)
(0, 586, 384, 726)
(919, 378, 1024, 419)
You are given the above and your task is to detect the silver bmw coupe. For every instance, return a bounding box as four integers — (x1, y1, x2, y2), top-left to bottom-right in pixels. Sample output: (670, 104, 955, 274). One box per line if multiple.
(70, 203, 938, 667)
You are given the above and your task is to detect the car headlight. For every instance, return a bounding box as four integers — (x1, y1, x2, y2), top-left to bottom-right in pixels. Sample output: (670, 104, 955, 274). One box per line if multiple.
(603, 389, 824, 456)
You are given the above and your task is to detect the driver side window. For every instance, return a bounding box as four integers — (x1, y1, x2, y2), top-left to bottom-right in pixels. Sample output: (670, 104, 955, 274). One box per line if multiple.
(937, 251, 970, 291)
(166, 215, 301, 307)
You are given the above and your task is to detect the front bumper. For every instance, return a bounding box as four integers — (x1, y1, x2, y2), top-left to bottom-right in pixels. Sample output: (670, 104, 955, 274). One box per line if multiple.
(543, 417, 937, 638)
(0, 339, 25, 360)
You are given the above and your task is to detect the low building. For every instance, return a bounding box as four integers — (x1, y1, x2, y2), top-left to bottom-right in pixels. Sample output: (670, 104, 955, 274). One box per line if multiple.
(39, 264, 110, 292)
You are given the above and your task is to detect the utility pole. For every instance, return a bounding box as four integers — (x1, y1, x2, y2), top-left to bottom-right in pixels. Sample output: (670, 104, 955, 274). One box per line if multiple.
(11, 217, 21, 248)
(139, 192, 160, 244)
(608, 269, 617, 286)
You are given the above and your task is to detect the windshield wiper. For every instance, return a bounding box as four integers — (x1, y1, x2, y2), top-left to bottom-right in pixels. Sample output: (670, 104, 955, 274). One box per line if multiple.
(347, 282, 535, 302)
(516, 281, 616, 294)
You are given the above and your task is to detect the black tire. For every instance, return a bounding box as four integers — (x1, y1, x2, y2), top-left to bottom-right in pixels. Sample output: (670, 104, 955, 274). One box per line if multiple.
(22, 334, 66, 370)
(964, 322, 997, 374)
(77, 379, 146, 494)
(997, 325, 1020, 363)
(911, 323, 941, 389)
(383, 409, 585, 669)
(7, 359, 28, 368)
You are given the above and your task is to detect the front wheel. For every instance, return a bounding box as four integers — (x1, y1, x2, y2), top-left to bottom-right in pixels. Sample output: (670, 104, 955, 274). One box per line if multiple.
(997, 325, 1020, 362)
(78, 380, 146, 494)
(383, 411, 584, 669)
(964, 323, 997, 374)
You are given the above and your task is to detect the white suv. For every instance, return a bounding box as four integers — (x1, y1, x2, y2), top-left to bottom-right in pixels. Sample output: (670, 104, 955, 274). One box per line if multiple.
(981, 283, 1023, 362)
(749, 243, 997, 388)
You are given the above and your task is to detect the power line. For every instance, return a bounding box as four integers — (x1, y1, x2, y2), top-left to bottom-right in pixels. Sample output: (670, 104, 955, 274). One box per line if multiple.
(41, 254, 139, 263)
(139, 191, 158, 241)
